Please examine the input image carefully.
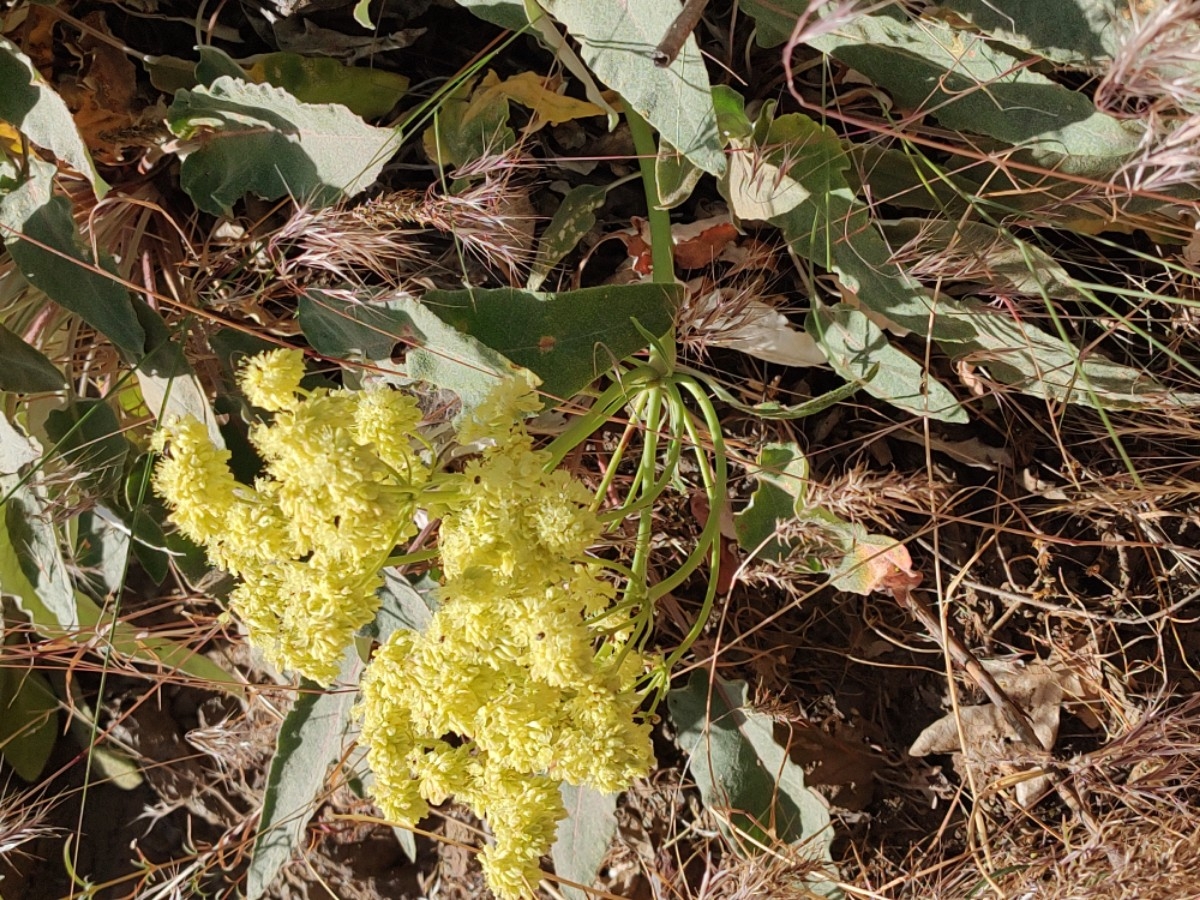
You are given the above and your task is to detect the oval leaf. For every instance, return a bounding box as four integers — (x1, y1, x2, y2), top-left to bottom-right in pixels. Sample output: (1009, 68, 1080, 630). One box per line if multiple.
(0, 36, 106, 195)
(0, 158, 145, 355)
(667, 670, 837, 881)
(538, 0, 724, 176)
(0, 321, 66, 393)
(167, 76, 402, 215)
(248, 649, 362, 899)
(808, 303, 969, 423)
(553, 784, 617, 900)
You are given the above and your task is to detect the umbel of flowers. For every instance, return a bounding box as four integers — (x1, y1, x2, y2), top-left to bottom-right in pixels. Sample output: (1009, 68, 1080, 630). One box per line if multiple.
(153, 350, 655, 899)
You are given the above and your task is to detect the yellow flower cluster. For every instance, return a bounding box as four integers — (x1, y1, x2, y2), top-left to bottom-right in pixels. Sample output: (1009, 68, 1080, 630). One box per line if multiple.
(156, 355, 655, 898)
(357, 384, 654, 900)
(153, 349, 431, 684)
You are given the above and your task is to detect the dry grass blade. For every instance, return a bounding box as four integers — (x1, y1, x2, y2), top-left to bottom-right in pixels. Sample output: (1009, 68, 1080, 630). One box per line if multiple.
(0, 783, 60, 857)
(1097, 0, 1200, 117)
(269, 152, 535, 288)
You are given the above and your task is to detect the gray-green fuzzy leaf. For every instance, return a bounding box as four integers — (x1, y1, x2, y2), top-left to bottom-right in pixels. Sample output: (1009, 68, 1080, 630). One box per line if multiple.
(537, 0, 725, 176)
(553, 784, 617, 900)
(0, 37, 106, 195)
(1, 479, 80, 632)
(941, 0, 1127, 67)
(299, 289, 522, 416)
(950, 300, 1200, 410)
(717, 107, 975, 341)
(167, 76, 402, 215)
(734, 442, 809, 562)
(0, 158, 145, 355)
(809, 303, 969, 423)
(668, 671, 838, 888)
(804, 8, 1142, 176)
(248, 649, 362, 899)
(879, 219, 1089, 305)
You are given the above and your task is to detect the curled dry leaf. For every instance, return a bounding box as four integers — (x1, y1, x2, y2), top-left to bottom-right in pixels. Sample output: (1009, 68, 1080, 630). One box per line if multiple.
(620, 214, 740, 276)
(829, 531, 918, 596)
(909, 655, 1105, 808)
(683, 285, 826, 367)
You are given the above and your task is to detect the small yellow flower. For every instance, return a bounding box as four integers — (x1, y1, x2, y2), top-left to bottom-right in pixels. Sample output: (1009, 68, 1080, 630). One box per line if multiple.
(152, 417, 240, 550)
(240, 348, 307, 412)
(160, 364, 654, 900)
(456, 373, 542, 446)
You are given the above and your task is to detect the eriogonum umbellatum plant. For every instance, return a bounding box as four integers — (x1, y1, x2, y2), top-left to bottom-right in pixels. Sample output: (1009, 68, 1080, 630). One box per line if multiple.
(152, 348, 720, 898)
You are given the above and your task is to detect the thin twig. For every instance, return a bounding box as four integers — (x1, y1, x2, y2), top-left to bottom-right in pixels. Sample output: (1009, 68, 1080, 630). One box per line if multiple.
(654, 0, 709, 67)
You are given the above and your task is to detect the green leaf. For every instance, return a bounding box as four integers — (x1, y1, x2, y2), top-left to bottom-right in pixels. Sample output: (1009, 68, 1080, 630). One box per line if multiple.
(0, 411, 40, 473)
(723, 108, 977, 341)
(738, 0, 805, 48)
(297, 291, 412, 360)
(74, 508, 133, 600)
(422, 74, 514, 169)
(949, 299, 1200, 410)
(553, 784, 617, 900)
(353, 0, 376, 28)
(0, 36, 106, 196)
(1, 481, 79, 632)
(455, 0, 531, 30)
(248, 52, 409, 120)
(0, 665, 58, 782)
(699, 371, 866, 421)
(711, 85, 753, 141)
(0, 157, 146, 355)
(0, 321, 66, 392)
(734, 443, 809, 562)
(941, 0, 1126, 67)
(44, 399, 129, 497)
(804, 8, 1142, 175)
(656, 139, 703, 209)
(299, 289, 522, 415)
(166, 76, 401, 215)
(248, 648, 362, 900)
(536, 0, 725, 176)
(362, 569, 438, 642)
(667, 671, 837, 883)
(879, 219, 1088, 305)
(420, 283, 681, 403)
(1, 469, 242, 695)
(194, 46, 246, 86)
(61, 675, 142, 790)
(135, 308, 227, 448)
(808, 303, 969, 423)
(528, 184, 607, 290)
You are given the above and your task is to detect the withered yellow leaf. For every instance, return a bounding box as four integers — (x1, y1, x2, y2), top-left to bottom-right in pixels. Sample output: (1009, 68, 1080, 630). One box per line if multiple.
(471, 70, 604, 128)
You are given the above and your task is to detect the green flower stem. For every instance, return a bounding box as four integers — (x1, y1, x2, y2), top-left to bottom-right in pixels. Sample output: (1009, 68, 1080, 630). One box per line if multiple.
(542, 364, 660, 470)
(593, 390, 649, 512)
(598, 406, 684, 524)
(624, 104, 674, 284)
(382, 547, 440, 568)
(659, 379, 727, 673)
(623, 388, 661, 614)
(630, 385, 663, 501)
(649, 376, 726, 603)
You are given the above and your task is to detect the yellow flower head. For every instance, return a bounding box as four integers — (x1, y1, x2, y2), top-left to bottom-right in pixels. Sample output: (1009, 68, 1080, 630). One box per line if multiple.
(155, 353, 434, 684)
(456, 373, 542, 447)
(240, 348, 306, 412)
(159, 361, 654, 900)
